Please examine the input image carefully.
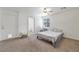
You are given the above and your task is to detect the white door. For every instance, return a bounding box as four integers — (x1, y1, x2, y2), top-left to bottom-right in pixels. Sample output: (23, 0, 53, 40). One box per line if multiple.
(27, 16, 35, 35)
(1, 12, 18, 39)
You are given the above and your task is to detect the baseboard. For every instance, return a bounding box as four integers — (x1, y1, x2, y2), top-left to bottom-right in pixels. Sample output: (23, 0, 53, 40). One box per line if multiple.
(0, 34, 27, 41)
(63, 36, 79, 41)
(0, 36, 21, 42)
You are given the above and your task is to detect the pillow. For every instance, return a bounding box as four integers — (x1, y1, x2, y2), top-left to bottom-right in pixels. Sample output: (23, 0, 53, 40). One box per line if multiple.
(52, 28, 63, 32)
(40, 28, 48, 32)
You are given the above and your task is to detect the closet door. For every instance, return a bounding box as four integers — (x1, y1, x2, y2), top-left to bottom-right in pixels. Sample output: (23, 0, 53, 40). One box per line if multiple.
(1, 11, 18, 40)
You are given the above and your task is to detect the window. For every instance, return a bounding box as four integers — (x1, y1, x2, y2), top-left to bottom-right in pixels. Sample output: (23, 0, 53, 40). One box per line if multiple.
(42, 16, 50, 28)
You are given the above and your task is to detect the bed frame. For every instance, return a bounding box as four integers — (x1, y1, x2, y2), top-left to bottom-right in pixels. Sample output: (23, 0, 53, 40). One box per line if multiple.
(37, 32, 64, 48)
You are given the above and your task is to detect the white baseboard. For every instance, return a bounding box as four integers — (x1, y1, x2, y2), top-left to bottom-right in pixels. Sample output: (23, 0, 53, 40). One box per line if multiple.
(0, 36, 22, 41)
(64, 36, 79, 41)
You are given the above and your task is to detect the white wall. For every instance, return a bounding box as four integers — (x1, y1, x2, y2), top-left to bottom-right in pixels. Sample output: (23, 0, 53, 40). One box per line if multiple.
(18, 11, 28, 34)
(0, 8, 2, 39)
(0, 8, 19, 40)
(50, 8, 79, 40)
(35, 16, 43, 33)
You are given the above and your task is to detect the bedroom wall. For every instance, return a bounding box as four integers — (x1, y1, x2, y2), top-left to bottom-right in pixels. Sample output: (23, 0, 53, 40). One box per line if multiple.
(50, 8, 79, 40)
(0, 8, 2, 39)
(0, 8, 19, 40)
(18, 11, 28, 34)
(35, 16, 43, 33)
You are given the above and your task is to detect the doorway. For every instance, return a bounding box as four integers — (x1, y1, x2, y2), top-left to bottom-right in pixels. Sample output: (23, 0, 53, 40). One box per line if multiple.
(27, 16, 35, 36)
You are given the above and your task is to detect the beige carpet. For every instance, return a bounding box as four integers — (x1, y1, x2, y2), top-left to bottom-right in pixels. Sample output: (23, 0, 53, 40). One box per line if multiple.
(0, 36, 79, 52)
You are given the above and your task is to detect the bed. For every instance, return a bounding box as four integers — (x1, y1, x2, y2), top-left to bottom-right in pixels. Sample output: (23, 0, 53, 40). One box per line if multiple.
(37, 30, 64, 48)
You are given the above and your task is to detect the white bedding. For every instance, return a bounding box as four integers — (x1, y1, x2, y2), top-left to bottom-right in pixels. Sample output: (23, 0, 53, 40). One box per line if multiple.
(37, 30, 64, 43)
(38, 31, 62, 38)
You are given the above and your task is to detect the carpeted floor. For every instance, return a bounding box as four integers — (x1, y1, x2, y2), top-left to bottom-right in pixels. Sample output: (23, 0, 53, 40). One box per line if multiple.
(0, 35, 79, 52)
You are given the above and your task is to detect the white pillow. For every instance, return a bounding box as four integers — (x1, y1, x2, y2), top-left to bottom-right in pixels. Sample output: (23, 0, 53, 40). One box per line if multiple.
(52, 28, 63, 32)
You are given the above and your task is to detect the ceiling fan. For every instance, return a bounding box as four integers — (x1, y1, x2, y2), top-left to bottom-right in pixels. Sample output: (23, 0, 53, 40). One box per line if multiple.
(43, 8, 53, 16)
(42, 7, 67, 16)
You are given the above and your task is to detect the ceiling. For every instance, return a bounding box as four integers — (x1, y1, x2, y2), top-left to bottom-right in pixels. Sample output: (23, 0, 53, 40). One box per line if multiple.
(1, 7, 72, 11)
(1, 7, 76, 15)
